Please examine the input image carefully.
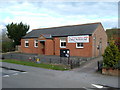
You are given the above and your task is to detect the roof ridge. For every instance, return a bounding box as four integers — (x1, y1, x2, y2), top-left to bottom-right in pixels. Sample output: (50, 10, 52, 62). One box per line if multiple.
(32, 22, 101, 30)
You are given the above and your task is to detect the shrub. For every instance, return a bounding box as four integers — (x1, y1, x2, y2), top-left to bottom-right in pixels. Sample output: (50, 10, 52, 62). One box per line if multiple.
(103, 41, 120, 68)
(2, 40, 15, 53)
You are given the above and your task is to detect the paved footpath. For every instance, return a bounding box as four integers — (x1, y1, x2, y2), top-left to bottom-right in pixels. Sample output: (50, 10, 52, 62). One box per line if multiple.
(73, 56, 103, 73)
(1, 59, 119, 89)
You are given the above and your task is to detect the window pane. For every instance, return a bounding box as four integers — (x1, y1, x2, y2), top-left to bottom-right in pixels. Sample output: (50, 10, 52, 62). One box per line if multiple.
(60, 39, 66, 48)
(26, 43, 29, 46)
(64, 42, 66, 46)
(36, 43, 38, 46)
(81, 43, 83, 47)
(34, 40, 38, 47)
(77, 43, 80, 47)
(76, 43, 83, 48)
(61, 42, 64, 46)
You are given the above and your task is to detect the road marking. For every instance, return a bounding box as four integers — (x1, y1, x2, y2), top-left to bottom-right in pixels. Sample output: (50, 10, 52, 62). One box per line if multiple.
(13, 73, 18, 75)
(21, 72, 27, 74)
(2, 72, 27, 77)
(91, 84, 103, 88)
(12, 71, 19, 73)
(3, 75, 9, 77)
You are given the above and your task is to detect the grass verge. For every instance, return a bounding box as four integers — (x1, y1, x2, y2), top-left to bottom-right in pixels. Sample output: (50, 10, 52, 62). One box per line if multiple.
(2, 59, 69, 71)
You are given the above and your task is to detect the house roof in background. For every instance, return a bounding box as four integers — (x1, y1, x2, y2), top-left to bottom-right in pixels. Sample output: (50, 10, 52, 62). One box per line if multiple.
(23, 22, 101, 39)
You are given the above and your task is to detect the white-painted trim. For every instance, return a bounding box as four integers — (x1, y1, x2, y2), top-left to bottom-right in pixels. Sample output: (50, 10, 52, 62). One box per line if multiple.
(34, 40, 38, 48)
(25, 40, 29, 47)
(60, 39, 66, 48)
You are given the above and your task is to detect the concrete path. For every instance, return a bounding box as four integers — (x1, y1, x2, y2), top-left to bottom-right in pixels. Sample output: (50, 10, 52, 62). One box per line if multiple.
(73, 56, 103, 73)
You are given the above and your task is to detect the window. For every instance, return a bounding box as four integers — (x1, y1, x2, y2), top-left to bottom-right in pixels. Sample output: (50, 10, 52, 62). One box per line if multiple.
(76, 43, 84, 48)
(34, 40, 38, 47)
(60, 39, 66, 48)
(25, 40, 29, 47)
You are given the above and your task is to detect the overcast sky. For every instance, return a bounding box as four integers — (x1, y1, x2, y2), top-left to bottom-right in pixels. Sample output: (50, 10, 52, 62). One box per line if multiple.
(0, 0, 119, 32)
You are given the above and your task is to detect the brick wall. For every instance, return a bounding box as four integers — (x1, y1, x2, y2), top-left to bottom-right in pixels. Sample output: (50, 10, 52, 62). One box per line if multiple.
(54, 36, 92, 57)
(92, 24, 107, 57)
(54, 37, 60, 55)
(21, 37, 54, 55)
(21, 38, 38, 54)
(45, 39, 54, 55)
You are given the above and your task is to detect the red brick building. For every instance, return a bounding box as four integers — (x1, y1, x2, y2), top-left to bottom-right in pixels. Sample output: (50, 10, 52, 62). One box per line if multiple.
(21, 22, 107, 57)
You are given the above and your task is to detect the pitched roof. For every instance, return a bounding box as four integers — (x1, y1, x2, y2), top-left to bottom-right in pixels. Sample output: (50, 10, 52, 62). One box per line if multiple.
(23, 22, 101, 39)
(41, 34, 52, 39)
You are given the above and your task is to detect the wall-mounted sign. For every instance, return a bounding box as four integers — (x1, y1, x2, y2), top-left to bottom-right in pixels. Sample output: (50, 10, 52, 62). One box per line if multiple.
(68, 35, 89, 43)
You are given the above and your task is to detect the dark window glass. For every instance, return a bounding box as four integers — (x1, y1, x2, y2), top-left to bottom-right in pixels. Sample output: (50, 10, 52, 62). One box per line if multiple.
(77, 43, 83, 47)
(26, 43, 29, 46)
(36, 43, 38, 46)
(61, 42, 66, 47)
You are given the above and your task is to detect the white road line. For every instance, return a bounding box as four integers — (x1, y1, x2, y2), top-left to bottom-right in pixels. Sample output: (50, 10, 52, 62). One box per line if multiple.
(91, 84, 103, 88)
(21, 72, 27, 74)
(13, 73, 18, 75)
(12, 71, 19, 73)
(3, 75, 9, 77)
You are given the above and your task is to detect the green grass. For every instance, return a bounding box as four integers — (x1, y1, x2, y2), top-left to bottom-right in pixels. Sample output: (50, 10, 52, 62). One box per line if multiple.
(2, 59, 69, 71)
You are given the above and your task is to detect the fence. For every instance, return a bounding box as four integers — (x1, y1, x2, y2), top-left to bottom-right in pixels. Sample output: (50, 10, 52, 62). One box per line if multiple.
(2, 53, 91, 69)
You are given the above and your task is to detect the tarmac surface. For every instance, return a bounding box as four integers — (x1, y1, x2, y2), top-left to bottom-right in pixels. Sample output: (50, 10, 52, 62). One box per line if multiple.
(1, 56, 119, 89)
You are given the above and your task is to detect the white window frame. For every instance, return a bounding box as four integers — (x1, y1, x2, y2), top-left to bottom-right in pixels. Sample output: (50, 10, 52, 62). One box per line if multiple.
(25, 40, 29, 47)
(60, 39, 66, 48)
(34, 40, 38, 47)
(76, 43, 84, 48)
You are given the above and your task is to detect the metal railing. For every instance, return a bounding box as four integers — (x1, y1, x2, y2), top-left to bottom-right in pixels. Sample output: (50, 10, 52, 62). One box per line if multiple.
(2, 53, 90, 69)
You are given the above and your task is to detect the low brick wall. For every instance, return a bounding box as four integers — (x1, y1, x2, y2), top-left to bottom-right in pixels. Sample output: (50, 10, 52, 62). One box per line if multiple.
(102, 68, 120, 76)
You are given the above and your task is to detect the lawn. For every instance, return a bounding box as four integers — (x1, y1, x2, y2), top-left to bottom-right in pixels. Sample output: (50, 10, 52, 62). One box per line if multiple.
(2, 59, 70, 71)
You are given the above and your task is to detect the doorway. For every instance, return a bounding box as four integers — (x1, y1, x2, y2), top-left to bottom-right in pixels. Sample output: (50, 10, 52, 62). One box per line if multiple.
(40, 41, 45, 54)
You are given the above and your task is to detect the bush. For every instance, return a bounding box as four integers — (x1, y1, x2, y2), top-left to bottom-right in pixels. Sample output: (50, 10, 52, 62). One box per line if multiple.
(103, 41, 120, 68)
(2, 40, 15, 53)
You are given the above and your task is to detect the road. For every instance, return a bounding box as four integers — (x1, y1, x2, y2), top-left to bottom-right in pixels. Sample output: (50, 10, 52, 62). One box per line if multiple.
(1, 57, 119, 89)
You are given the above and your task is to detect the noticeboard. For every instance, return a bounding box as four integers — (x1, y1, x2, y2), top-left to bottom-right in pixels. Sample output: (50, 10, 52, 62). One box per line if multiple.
(68, 35, 89, 43)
